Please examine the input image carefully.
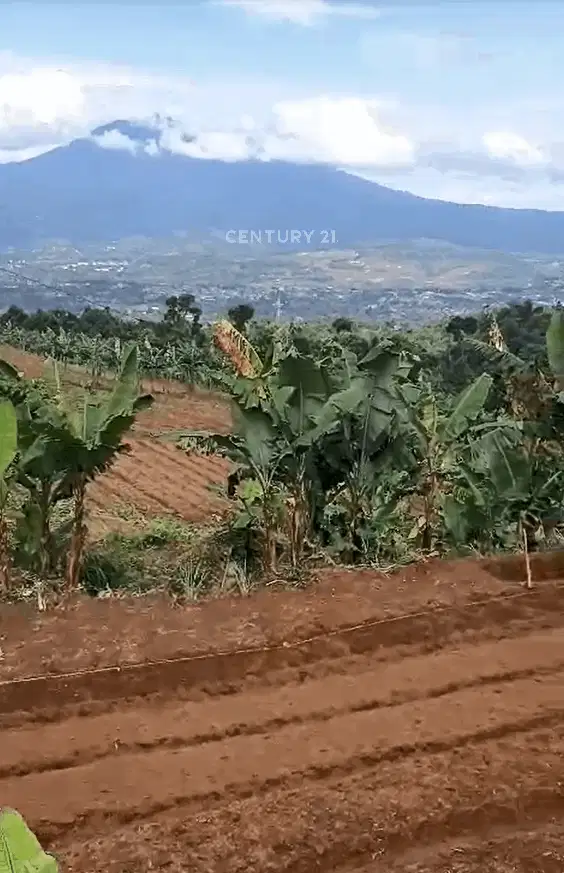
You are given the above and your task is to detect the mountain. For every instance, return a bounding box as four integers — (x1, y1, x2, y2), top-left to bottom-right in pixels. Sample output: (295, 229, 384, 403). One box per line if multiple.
(1, 119, 564, 254)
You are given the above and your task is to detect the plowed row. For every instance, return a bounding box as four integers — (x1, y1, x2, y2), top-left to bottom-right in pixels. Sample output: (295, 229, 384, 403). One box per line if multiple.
(87, 382, 232, 525)
(87, 438, 230, 524)
(89, 376, 232, 528)
(2, 563, 564, 872)
(0, 344, 233, 528)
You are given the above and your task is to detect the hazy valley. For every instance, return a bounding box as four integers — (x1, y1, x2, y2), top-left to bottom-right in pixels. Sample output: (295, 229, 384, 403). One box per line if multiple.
(2, 234, 564, 325)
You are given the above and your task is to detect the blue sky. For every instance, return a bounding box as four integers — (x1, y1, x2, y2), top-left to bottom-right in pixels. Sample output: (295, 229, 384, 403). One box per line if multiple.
(2, 0, 564, 209)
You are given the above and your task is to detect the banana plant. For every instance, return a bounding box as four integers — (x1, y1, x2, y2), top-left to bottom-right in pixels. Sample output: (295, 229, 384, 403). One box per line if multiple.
(172, 340, 408, 570)
(52, 343, 153, 588)
(299, 346, 407, 561)
(468, 306, 564, 423)
(546, 306, 564, 394)
(472, 308, 564, 497)
(2, 344, 153, 587)
(212, 319, 282, 408)
(400, 373, 494, 550)
(476, 425, 564, 587)
(171, 349, 336, 572)
(0, 401, 17, 592)
(0, 808, 58, 872)
(174, 325, 322, 571)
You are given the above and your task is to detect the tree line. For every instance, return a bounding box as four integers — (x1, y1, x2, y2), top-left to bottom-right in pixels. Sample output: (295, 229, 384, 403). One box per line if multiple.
(0, 297, 562, 597)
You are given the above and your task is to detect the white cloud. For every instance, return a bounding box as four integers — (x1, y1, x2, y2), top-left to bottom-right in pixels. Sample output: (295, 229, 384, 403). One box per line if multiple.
(217, 0, 380, 25)
(0, 62, 88, 151)
(363, 165, 564, 212)
(266, 97, 413, 166)
(482, 131, 546, 168)
(0, 51, 302, 149)
(93, 129, 141, 154)
(1, 51, 564, 209)
(0, 68, 84, 126)
(90, 96, 414, 169)
(160, 127, 258, 161)
(0, 144, 59, 164)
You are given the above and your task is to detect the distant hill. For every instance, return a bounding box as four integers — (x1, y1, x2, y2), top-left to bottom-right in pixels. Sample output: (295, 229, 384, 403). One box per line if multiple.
(2, 119, 564, 254)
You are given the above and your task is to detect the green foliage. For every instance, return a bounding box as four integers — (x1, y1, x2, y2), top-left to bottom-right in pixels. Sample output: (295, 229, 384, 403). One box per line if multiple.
(547, 307, 564, 392)
(0, 808, 58, 872)
(0, 401, 17, 502)
(166, 558, 212, 601)
(401, 373, 495, 550)
(174, 301, 564, 578)
(0, 343, 151, 587)
(80, 534, 146, 596)
(0, 400, 18, 590)
(2, 298, 564, 599)
(137, 516, 195, 548)
(0, 300, 221, 389)
(227, 302, 255, 334)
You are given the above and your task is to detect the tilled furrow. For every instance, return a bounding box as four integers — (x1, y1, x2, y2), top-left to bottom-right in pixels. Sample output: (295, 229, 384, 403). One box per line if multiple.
(3, 586, 564, 721)
(356, 822, 564, 873)
(3, 672, 564, 835)
(101, 469, 179, 513)
(56, 725, 564, 873)
(3, 627, 564, 777)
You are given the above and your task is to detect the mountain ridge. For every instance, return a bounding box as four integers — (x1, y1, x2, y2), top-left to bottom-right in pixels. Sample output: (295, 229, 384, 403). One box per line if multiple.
(1, 119, 564, 254)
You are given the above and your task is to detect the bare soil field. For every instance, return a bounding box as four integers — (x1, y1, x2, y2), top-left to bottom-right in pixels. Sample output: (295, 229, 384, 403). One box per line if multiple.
(1, 553, 564, 872)
(0, 344, 233, 531)
(87, 391, 231, 531)
(0, 344, 48, 380)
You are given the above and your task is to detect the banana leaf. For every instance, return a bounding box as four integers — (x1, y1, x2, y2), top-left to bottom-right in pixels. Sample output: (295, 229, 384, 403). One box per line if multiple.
(0, 809, 58, 873)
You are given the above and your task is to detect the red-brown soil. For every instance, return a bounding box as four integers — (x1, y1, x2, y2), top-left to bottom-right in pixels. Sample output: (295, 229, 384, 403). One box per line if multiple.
(0, 344, 47, 380)
(0, 344, 233, 529)
(87, 391, 231, 528)
(2, 553, 564, 872)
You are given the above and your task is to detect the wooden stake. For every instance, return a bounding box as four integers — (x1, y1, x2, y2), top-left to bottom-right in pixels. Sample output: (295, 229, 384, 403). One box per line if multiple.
(520, 518, 533, 590)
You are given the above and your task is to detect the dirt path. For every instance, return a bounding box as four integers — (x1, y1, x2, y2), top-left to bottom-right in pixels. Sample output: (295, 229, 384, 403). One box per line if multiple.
(2, 556, 564, 872)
